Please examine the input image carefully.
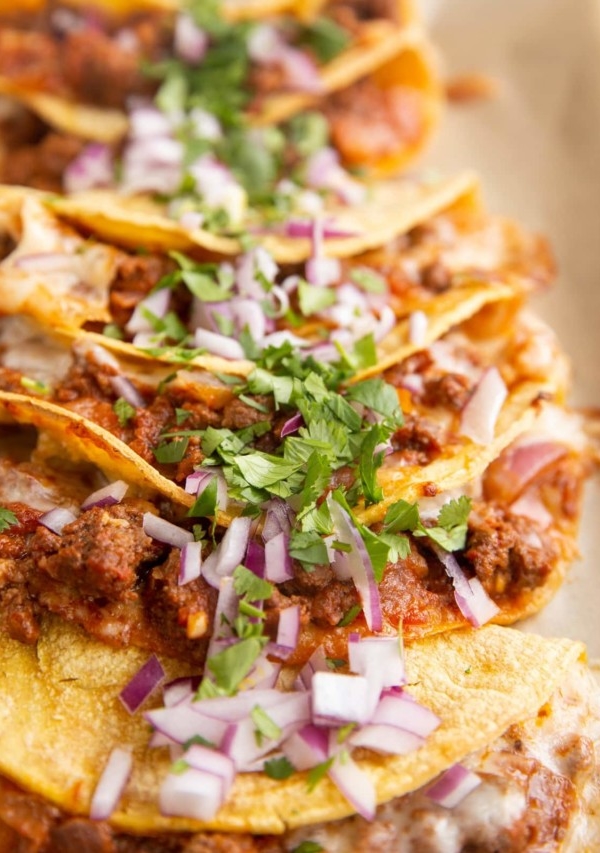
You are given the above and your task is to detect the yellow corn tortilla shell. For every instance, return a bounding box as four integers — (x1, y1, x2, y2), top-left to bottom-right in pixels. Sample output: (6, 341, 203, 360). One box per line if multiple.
(47, 171, 480, 263)
(0, 83, 128, 143)
(0, 618, 584, 833)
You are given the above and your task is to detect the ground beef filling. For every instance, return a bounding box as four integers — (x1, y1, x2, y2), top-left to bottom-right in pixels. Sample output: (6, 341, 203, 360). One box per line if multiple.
(0, 15, 167, 108)
(0, 499, 216, 664)
(0, 447, 579, 662)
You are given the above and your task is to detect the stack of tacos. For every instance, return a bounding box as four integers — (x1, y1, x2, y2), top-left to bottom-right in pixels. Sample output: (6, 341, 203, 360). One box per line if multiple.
(0, 2, 598, 852)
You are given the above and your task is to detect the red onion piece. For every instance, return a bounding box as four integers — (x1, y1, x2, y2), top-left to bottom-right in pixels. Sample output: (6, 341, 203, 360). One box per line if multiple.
(194, 328, 246, 360)
(426, 764, 481, 809)
(454, 576, 501, 628)
(199, 689, 288, 722)
(145, 702, 227, 746)
(179, 541, 202, 585)
(119, 654, 165, 714)
(305, 256, 342, 288)
(280, 412, 304, 438)
(434, 546, 499, 627)
(262, 498, 295, 541)
(244, 539, 266, 577)
(348, 635, 406, 692)
(184, 743, 235, 791)
(264, 531, 294, 583)
(126, 289, 170, 335)
(484, 440, 567, 504)
(89, 747, 133, 820)
(408, 309, 428, 346)
(39, 507, 77, 535)
(460, 367, 508, 445)
(276, 605, 300, 651)
(163, 677, 197, 708)
(200, 516, 253, 588)
(13, 252, 79, 273)
(509, 493, 552, 528)
(206, 577, 238, 660)
(285, 219, 360, 239)
(311, 671, 372, 727)
(160, 767, 226, 821)
(282, 724, 328, 771)
(327, 497, 382, 632)
(142, 513, 194, 549)
(297, 644, 329, 690)
(64, 143, 114, 194)
(81, 480, 129, 511)
(109, 375, 146, 409)
(349, 723, 423, 755)
(328, 745, 376, 822)
(306, 147, 366, 205)
(372, 692, 440, 737)
(174, 13, 209, 64)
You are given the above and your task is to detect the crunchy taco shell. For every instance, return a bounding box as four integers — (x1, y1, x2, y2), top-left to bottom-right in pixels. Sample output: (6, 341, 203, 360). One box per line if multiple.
(0, 621, 585, 834)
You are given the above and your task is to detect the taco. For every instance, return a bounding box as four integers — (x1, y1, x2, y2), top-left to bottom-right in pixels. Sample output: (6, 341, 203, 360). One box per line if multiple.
(0, 0, 439, 224)
(0, 617, 597, 851)
(0, 286, 590, 662)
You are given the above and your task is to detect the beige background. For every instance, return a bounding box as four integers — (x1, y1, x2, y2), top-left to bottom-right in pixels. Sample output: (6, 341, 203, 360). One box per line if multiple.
(422, 0, 600, 656)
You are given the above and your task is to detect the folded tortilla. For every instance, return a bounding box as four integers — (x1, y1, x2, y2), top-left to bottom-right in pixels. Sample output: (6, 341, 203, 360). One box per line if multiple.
(0, 620, 594, 843)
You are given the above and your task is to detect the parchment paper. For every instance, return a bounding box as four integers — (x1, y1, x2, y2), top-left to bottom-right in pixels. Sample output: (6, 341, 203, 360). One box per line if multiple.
(422, 0, 600, 657)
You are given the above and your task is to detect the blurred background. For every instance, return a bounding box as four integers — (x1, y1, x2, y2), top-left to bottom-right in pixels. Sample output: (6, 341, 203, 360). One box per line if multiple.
(421, 0, 600, 655)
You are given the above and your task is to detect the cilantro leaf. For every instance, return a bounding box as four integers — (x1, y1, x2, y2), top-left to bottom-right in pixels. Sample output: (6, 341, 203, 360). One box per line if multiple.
(187, 477, 218, 518)
(264, 756, 296, 780)
(307, 757, 334, 792)
(235, 453, 301, 489)
(297, 280, 336, 316)
(233, 565, 274, 601)
(153, 437, 190, 464)
(207, 636, 266, 695)
(345, 378, 403, 423)
(251, 705, 281, 744)
(0, 508, 18, 532)
(113, 397, 136, 426)
(384, 499, 420, 534)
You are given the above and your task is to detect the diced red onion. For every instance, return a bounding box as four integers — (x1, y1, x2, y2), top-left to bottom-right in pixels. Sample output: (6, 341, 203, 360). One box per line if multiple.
(160, 767, 226, 821)
(264, 531, 294, 583)
(184, 743, 235, 791)
(276, 605, 300, 651)
(206, 577, 238, 661)
(179, 211, 205, 231)
(194, 328, 246, 360)
(64, 143, 114, 194)
(281, 724, 328, 771)
(484, 440, 567, 504)
(280, 411, 304, 438)
(174, 13, 209, 64)
(248, 24, 322, 94)
(408, 309, 428, 347)
(239, 650, 281, 691)
(509, 493, 552, 528)
(426, 764, 481, 809)
(126, 289, 171, 334)
(142, 512, 194, 549)
(163, 677, 197, 708)
(285, 219, 360, 239)
(327, 744, 376, 821)
(348, 635, 406, 692)
(146, 701, 228, 746)
(262, 498, 295, 541)
(39, 507, 77, 535)
(373, 305, 397, 343)
(349, 723, 423, 755)
(223, 693, 310, 768)
(179, 541, 202, 585)
(81, 480, 129, 511)
(297, 644, 329, 691)
(199, 689, 288, 723)
(327, 497, 382, 632)
(372, 692, 440, 738)
(244, 539, 266, 577)
(434, 546, 499, 627)
(268, 285, 290, 318)
(454, 576, 501, 628)
(89, 747, 133, 820)
(13, 252, 79, 273)
(306, 147, 366, 205)
(200, 516, 253, 588)
(119, 654, 165, 714)
(129, 105, 173, 140)
(185, 469, 228, 512)
(460, 367, 508, 445)
(311, 671, 372, 727)
(109, 375, 146, 409)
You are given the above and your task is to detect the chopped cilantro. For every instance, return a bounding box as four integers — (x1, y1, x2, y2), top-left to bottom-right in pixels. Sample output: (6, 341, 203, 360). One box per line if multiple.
(153, 437, 190, 464)
(20, 376, 50, 395)
(297, 280, 337, 316)
(175, 408, 192, 425)
(263, 755, 296, 780)
(206, 636, 266, 695)
(170, 759, 189, 775)
(337, 604, 362, 627)
(103, 323, 124, 340)
(350, 267, 387, 294)
(0, 508, 18, 532)
(232, 565, 273, 601)
(307, 757, 334, 792)
(291, 843, 324, 853)
(187, 477, 218, 518)
(113, 397, 136, 426)
(296, 17, 351, 63)
(251, 705, 281, 744)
